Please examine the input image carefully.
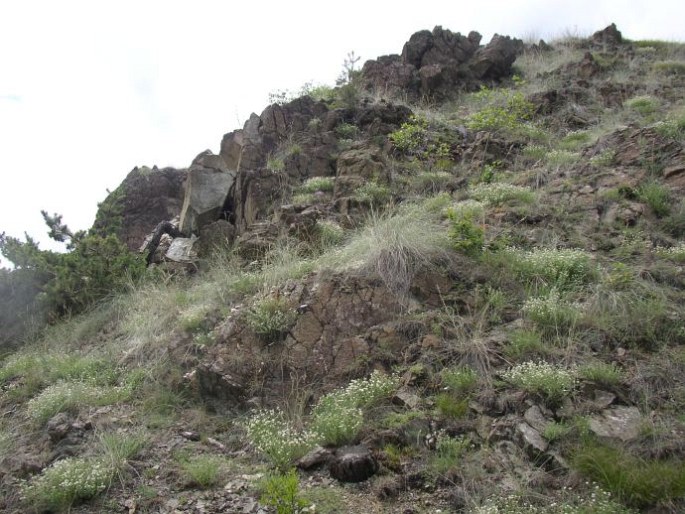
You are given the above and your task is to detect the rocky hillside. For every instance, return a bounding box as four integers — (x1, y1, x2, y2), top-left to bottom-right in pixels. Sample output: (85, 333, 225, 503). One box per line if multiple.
(2, 23, 685, 513)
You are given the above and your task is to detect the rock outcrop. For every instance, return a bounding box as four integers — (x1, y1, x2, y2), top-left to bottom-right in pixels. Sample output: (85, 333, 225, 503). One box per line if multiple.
(361, 26, 523, 100)
(92, 166, 186, 251)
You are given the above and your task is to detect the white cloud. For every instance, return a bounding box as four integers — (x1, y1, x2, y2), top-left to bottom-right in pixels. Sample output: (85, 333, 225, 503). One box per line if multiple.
(1, 0, 683, 265)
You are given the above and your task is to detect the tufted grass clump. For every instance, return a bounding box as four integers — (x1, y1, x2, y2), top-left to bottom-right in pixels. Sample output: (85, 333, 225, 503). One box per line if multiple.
(447, 211, 484, 257)
(446, 199, 485, 221)
(625, 95, 660, 117)
(245, 409, 318, 471)
(296, 176, 335, 195)
(429, 434, 470, 476)
(312, 371, 399, 446)
(523, 290, 582, 336)
(637, 181, 671, 217)
(245, 296, 298, 343)
(469, 183, 535, 206)
(178, 455, 225, 489)
(259, 469, 308, 514)
(27, 381, 134, 424)
(22, 457, 112, 511)
(503, 247, 595, 290)
(579, 361, 624, 386)
(559, 130, 591, 151)
(466, 89, 535, 133)
(590, 149, 616, 167)
(99, 431, 148, 471)
(573, 444, 685, 507)
(354, 181, 392, 204)
(654, 114, 685, 140)
(503, 361, 576, 405)
(545, 149, 580, 170)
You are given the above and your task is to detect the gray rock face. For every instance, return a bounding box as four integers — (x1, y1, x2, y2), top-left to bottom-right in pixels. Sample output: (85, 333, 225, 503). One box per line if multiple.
(165, 237, 198, 264)
(589, 406, 642, 441)
(179, 150, 236, 234)
(517, 422, 548, 453)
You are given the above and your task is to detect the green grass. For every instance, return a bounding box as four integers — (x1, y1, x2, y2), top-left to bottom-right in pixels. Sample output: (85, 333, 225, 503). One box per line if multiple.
(178, 455, 225, 489)
(245, 296, 298, 343)
(637, 181, 671, 217)
(573, 443, 685, 507)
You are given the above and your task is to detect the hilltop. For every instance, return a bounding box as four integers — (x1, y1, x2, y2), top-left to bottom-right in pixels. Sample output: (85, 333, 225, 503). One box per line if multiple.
(2, 23, 685, 513)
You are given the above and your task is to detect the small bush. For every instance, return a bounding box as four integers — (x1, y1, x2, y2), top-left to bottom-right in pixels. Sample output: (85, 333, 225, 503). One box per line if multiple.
(179, 455, 224, 489)
(22, 457, 111, 511)
(245, 296, 297, 343)
(545, 149, 580, 169)
(447, 199, 485, 221)
(245, 410, 317, 471)
(466, 90, 535, 133)
(335, 122, 358, 139)
(655, 243, 685, 263)
(655, 115, 685, 140)
(590, 149, 616, 167)
(559, 130, 591, 151)
(542, 421, 572, 442)
(259, 469, 308, 514)
(573, 444, 685, 507)
(503, 247, 594, 290)
(447, 212, 484, 257)
(469, 183, 535, 206)
(99, 431, 147, 470)
(503, 361, 576, 405)
(440, 367, 478, 395)
(435, 394, 469, 419)
(408, 171, 453, 193)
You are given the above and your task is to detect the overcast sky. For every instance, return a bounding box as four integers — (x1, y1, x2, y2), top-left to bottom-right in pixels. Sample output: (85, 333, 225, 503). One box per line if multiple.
(1, 0, 683, 265)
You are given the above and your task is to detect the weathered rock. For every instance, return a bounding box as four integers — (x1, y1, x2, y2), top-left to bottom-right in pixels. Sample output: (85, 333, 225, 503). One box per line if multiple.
(577, 52, 601, 79)
(297, 446, 333, 470)
(179, 151, 236, 234)
(330, 445, 379, 482)
(336, 146, 389, 182)
(586, 125, 684, 169)
(591, 390, 617, 410)
(392, 387, 422, 410)
(92, 165, 186, 251)
(195, 362, 246, 408)
(362, 26, 522, 101)
(165, 237, 198, 264)
(524, 405, 551, 433)
(588, 406, 642, 441)
(197, 219, 236, 256)
(516, 422, 548, 453)
(592, 23, 623, 46)
(46, 412, 73, 443)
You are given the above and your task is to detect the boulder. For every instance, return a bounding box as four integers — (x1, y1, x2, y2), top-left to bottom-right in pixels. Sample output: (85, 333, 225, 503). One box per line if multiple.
(336, 146, 389, 181)
(592, 23, 623, 46)
(588, 406, 642, 441)
(179, 150, 236, 234)
(92, 165, 186, 251)
(198, 219, 236, 256)
(164, 236, 198, 264)
(470, 34, 524, 80)
(330, 445, 379, 482)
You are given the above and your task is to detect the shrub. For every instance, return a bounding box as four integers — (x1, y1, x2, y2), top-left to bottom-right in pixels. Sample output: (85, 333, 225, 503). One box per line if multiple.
(521, 144, 548, 162)
(469, 183, 535, 206)
(504, 247, 594, 290)
(245, 409, 317, 471)
(245, 296, 297, 343)
(22, 457, 112, 511)
(447, 212, 484, 257)
(259, 469, 308, 514)
(315, 220, 345, 249)
(311, 371, 399, 445)
(466, 89, 535, 133)
(542, 421, 572, 442)
(590, 149, 616, 167)
(390, 115, 428, 155)
(545, 149, 580, 169)
(560, 130, 591, 151)
(654, 115, 685, 140)
(435, 394, 469, 419)
(503, 361, 576, 405)
(440, 367, 478, 395)
(573, 444, 685, 507)
(409, 171, 453, 193)
(179, 455, 224, 489)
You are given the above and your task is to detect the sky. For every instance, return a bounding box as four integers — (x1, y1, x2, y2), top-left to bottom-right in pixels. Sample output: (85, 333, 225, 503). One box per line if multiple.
(1, 0, 683, 265)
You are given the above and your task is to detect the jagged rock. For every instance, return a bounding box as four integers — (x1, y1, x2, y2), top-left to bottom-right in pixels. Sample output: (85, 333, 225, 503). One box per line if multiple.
(234, 221, 280, 261)
(591, 390, 617, 410)
(197, 219, 236, 256)
(516, 422, 548, 453)
(586, 125, 684, 169)
(179, 150, 236, 234)
(330, 445, 379, 482)
(470, 34, 524, 80)
(592, 23, 623, 46)
(392, 387, 422, 410)
(588, 406, 642, 441)
(524, 405, 551, 433)
(362, 26, 522, 101)
(92, 165, 186, 251)
(297, 446, 333, 470)
(165, 236, 198, 265)
(46, 412, 73, 443)
(577, 52, 601, 79)
(195, 362, 246, 408)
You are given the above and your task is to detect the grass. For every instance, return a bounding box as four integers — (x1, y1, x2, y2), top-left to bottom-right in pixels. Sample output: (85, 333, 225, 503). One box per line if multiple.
(178, 455, 225, 489)
(637, 181, 671, 217)
(502, 361, 576, 405)
(573, 443, 685, 507)
(245, 296, 298, 343)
